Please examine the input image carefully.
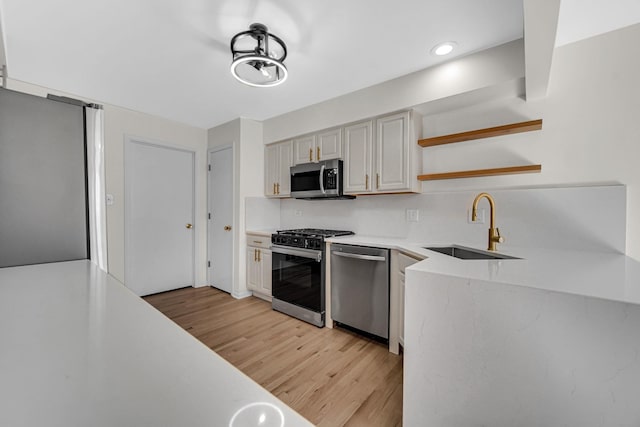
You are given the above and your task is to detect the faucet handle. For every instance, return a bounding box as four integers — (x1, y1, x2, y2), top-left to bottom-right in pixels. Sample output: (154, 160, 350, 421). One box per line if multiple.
(495, 227, 505, 243)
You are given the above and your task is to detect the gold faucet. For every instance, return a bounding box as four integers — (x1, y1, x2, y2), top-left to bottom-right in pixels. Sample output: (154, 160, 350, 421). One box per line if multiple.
(472, 192, 504, 251)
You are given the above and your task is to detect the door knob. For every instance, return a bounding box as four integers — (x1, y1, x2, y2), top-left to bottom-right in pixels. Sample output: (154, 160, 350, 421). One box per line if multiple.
(186, 223, 193, 229)
(224, 225, 232, 231)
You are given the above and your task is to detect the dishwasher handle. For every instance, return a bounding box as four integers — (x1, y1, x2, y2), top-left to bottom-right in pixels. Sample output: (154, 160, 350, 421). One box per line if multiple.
(332, 251, 386, 262)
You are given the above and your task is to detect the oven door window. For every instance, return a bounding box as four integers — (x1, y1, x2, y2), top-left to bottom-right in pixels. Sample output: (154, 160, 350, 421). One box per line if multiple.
(291, 170, 320, 193)
(272, 252, 322, 312)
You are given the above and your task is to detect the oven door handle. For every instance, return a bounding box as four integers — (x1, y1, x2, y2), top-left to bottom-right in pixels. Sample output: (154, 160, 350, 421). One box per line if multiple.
(272, 245, 323, 262)
(332, 251, 386, 262)
(319, 163, 326, 194)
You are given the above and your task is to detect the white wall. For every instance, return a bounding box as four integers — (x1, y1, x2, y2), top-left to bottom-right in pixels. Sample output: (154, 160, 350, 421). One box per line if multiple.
(262, 39, 525, 143)
(4, 79, 208, 285)
(262, 24, 640, 261)
(0, 4, 6, 77)
(279, 185, 626, 254)
(103, 105, 207, 284)
(208, 117, 264, 298)
(419, 23, 640, 259)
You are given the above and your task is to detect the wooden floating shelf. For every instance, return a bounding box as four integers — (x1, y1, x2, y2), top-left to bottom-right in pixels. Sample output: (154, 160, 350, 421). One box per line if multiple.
(418, 164, 542, 181)
(418, 119, 543, 147)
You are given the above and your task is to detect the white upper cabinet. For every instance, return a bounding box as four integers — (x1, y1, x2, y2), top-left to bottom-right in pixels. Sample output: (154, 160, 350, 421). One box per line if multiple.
(264, 140, 292, 198)
(344, 111, 421, 195)
(293, 128, 343, 165)
(343, 120, 373, 194)
(264, 144, 278, 197)
(376, 111, 411, 192)
(267, 110, 421, 197)
(293, 134, 316, 165)
(316, 128, 342, 162)
(278, 142, 292, 196)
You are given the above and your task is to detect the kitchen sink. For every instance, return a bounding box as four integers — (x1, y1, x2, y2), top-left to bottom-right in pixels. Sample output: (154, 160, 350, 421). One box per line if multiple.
(424, 245, 520, 260)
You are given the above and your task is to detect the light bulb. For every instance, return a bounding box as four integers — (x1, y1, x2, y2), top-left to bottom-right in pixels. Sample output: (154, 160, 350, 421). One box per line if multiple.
(431, 42, 456, 56)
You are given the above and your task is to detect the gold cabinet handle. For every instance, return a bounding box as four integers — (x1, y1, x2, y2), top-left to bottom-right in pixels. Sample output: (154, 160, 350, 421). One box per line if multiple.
(376, 173, 380, 189)
(224, 225, 232, 231)
(309, 147, 313, 162)
(273, 183, 276, 195)
(253, 240, 263, 244)
(186, 223, 193, 229)
(365, 174, 369, 190)
(254, 248, 257, 262)
(258, 249, 261, 262)
(317, 146, 320, 161)
(276, 182, 280, 194)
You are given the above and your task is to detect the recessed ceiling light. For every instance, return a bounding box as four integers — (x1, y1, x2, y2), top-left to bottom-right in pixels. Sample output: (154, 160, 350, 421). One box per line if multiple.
(431, 42, 457, 56)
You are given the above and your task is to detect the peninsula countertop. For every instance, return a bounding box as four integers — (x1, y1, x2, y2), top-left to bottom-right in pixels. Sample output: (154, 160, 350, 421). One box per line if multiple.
(0, 260, 313, 427)
(325, 235, 640, 306)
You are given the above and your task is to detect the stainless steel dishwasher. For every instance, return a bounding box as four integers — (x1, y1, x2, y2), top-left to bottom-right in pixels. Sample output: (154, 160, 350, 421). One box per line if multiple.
(330, 244, 390, 339)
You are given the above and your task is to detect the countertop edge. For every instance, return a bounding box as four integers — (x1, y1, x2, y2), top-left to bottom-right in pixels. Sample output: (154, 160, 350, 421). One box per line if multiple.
(325, 235, 640, 307)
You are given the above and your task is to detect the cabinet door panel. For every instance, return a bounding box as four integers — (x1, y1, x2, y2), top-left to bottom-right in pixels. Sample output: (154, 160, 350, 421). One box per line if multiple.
(246, 247, 261, 290)
(376, 112, 410, 191)
(264, 144, 279, 197)
(343, 121, 372, 194)
(277, 142, 292, 196)
(317, 128, 342, 161)
(399, 272, 405, 346)
(293, 135, 316, 165)
(260, 250, 272, 295)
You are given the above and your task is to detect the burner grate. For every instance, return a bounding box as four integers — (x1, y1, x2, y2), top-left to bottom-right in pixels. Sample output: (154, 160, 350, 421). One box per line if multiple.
(276, 228, 354, 238)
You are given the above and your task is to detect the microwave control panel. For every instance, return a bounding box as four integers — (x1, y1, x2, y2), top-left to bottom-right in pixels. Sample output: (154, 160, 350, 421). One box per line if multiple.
(325, 168, 338, 190)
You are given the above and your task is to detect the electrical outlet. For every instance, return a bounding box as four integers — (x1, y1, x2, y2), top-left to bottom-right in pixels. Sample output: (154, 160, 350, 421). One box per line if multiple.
(406, 209, 419, 222)
(294, 209, 303, 217)
(106, 194, 114, 206)
(468, 208, 485, 224)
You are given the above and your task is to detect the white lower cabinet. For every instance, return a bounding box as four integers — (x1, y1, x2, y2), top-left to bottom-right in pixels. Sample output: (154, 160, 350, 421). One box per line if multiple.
(399, 273, 405, 346)
(260, 250, 272, 295)
(389, 250, 423, 354)
(246, 233, 272, 299)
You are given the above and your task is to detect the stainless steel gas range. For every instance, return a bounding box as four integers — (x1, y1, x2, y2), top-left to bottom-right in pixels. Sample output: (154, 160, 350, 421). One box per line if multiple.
(270, 228, 354, 327)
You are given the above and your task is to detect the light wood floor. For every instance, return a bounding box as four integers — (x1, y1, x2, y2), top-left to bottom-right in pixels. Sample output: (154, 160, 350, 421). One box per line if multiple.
(144, 286, 403, 427)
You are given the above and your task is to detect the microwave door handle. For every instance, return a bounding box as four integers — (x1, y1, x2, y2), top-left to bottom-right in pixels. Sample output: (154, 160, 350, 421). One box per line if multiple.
(319, 164, 326, 194)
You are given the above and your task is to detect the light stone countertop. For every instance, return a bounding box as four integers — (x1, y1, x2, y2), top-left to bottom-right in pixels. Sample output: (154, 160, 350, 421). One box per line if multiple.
(246, 229, 277, 238)
(326, 234, 640, 306)
(0, 260, 313, 427)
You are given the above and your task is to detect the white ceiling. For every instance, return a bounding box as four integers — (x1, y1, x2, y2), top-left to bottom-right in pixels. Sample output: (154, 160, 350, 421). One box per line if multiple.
(0, 0, 638, 129)
(555, 0, 640, 46)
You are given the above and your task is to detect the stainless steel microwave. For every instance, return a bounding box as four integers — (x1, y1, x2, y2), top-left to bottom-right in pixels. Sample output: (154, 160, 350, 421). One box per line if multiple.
(290, 159, 354, 199)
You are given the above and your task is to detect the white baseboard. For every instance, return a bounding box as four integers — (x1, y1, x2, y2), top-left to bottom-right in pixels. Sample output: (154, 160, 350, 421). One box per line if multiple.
(232, 290, 252, 299)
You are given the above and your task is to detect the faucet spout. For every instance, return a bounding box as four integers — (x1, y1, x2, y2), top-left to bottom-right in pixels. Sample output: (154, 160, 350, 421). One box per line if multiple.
(471, 192, 503, 251)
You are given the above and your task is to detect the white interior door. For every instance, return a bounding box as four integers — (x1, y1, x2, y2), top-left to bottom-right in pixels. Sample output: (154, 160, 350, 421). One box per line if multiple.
(125, 138, 195, 296)
(208, 147, 233, 293)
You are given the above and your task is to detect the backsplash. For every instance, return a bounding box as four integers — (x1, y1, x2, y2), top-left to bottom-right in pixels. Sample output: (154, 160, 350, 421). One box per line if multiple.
(246, 184, 626, 253)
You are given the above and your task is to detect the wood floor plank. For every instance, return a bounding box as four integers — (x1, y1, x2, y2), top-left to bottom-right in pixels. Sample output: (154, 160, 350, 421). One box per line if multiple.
(144, 286, 403, 426)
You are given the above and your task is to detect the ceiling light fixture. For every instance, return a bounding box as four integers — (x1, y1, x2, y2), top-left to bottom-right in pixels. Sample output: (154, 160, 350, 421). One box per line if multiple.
(431, 42, 457, 56)
(230, 23, 288, 88)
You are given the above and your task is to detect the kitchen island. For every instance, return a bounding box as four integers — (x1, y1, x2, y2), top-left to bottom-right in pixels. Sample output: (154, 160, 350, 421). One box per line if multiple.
(326, 235, 640, 426)
(0, 260, 313, 427)
(406, 246, 640, 427)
